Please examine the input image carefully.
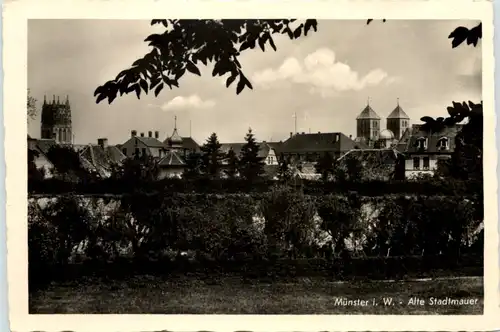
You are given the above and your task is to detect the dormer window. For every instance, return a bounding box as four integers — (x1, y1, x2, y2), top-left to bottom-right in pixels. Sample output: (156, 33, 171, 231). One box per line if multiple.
(437, 137, 449, 150)
(416, 137, 428, 150)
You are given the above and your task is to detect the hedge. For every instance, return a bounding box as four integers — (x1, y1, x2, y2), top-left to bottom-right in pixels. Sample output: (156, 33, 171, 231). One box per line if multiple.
(28, 186, 484, 292)
(28, 177, 483, 196)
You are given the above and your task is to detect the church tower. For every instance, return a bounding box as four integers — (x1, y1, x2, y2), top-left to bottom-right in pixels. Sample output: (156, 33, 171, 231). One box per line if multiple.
(356, 98, 381, 147)
(41, 95, 73, 144)
(386, 98, 410, 140)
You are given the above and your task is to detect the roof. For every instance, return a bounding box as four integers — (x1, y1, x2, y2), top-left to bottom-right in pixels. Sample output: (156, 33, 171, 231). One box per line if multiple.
(158, 150, 186, 167)
(219, 142, 272, 159)
(356, 105, 381, 120)
(181, 137, 201, 151)
(337, 148, 404, 181)
(168, 128, 183, 144)
(136, 136, 166, 148)
(79, 144, 127, 176)
(280, 132, 369, 154)
(403, 124, 464, 154)
(33, 138, 58, 155)
(387, 105, 410, 119)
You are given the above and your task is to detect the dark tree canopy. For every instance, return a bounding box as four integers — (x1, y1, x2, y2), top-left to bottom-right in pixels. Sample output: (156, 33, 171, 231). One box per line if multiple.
(94, 19, 481, 104)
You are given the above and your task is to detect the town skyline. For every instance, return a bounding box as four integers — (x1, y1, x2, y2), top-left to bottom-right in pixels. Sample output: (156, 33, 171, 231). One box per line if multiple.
(28, 19, 482, 145)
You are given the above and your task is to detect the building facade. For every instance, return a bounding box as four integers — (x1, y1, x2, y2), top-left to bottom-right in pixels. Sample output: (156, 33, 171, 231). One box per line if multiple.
(40, 95, 72, 144)
(398, 124, 463, 178)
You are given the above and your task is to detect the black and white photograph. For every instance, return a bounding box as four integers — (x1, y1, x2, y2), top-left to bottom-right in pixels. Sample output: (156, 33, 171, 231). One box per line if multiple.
(3, 0, 497, 331)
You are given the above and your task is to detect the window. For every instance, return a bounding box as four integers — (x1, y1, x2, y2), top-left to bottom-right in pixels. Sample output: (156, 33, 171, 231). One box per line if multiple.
(142, 148, 147, 156)
(413, 157, 420, 170)
(134, 148, 140, 157)
(423, 157, 430, 170)
(437, 137, 449, 150)
(122, 148, 127, 156)
(416, 137, 427, 150)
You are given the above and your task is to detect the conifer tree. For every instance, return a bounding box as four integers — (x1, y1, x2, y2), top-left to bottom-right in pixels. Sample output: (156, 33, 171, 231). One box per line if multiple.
(224, 148, 239, 179)
(238, 128, 265, 182)
(276, 153, 292, 182)
(182, 152, 203, 179)
(315, 152, 335, 182)
(200, 132, 223, 178)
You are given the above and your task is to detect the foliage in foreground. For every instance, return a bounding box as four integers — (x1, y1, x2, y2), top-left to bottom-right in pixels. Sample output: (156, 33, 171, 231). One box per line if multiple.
(29, 187, 483, 290)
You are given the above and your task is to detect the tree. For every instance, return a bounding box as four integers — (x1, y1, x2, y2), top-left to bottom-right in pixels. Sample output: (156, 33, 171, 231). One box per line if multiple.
(315, 152, 335, 182)
(27, 89, 37, 120)
(94, 19, 481, 104)
(200, 132, 224, 178)
(182, 152, 203, 179)
(238, 128, 265, 181)
(224, 148, 239, 178)
(46, 145, 89, 182)
(276, 153, 292, 182)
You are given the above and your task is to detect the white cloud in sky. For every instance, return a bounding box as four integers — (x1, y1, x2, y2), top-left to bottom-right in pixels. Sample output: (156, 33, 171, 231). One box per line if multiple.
(161, 94, 215, 111)
(252, 48, 392, 94)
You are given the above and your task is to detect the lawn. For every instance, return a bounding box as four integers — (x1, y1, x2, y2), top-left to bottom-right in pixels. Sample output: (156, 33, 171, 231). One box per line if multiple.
(30, 275, 483, 314)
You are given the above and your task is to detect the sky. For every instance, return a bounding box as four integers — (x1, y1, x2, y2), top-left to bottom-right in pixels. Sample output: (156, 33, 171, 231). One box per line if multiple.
(28, 19, 482, 145)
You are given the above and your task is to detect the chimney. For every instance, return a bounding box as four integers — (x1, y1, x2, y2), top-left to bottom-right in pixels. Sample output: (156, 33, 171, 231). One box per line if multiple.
(131, 130, 137, 137)
(148, 131, 152, 138)
(349, 135, 352, 139)
(140, 132, 145, 137)
(290, 132, 293, 138)
(318, 131, 321, 134)
(97, 138, 108, 149)
(336, 133, 340, 142)
(154, 131, 159, 139)
(301, 132, 305, 135)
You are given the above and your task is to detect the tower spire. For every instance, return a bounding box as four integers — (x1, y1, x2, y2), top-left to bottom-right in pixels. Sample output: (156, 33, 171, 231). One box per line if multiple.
(397, 97, 399, 106)
(174, 115, 177, 129)
(65, 95, 69, 105)
(43, 95, 47, 104)
(367, 96, 370, 106)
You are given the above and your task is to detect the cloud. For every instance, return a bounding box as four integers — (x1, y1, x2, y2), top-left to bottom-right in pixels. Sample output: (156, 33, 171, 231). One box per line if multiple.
(160, 95, 215, 111)
(252, 48, 392, 94)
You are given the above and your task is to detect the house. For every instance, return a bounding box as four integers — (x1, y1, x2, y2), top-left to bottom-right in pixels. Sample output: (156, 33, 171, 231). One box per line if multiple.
(337, 148, 406, 181)
(78, 138, 127, 178)
(157, 150, 186, 179)
(219, 141, 280, 165)
(120, 130, 167, 159)
(279, 132, 369, 163)
(397, 124, 464, 178)
(28, 136, 55, 179)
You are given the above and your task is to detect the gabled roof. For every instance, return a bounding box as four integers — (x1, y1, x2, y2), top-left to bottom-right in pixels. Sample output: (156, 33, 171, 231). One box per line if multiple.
(356, 105, 381, 120)
(219, 142, 271, 159)
(181, 137, 201, 151)
(403, 124, 464, 154)
(136, 136, 166, 148)
(387, 105, 410, 119)
(280, 132, 369, 154)
(158, 150, 186, 167)
(79, 144, 126, 176)
(34, 138, 57, 155)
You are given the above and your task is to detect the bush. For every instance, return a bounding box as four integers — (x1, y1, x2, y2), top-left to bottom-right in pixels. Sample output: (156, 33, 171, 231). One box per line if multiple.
(28, 191, 483, 286)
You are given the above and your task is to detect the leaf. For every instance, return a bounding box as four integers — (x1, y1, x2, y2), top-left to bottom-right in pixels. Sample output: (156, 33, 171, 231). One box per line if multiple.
(258, 37, 266, 52)
(226, 75, 237, 88)
(139, 79, 149, 94)
(96, 94, 106, 104)
(239, 41, 251, 52)
(293, 24, 303, 39)
(108, 93, 117, 104)
(154, 83, 164, 97)
(448, 26, 469, 48)
(236, 77, 245, 95)
(186, 61, 201, 76)
(420, 116, 435, 123)
(367, 19, 373, 25)
(175, 68, 186, 80)
(135, 84, 141, 99)
(268, 36, 277, 51)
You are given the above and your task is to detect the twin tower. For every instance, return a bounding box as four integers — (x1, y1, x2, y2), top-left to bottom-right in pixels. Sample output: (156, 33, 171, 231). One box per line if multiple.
(355, 99, 410, 147)
(40, 95, 73, 144)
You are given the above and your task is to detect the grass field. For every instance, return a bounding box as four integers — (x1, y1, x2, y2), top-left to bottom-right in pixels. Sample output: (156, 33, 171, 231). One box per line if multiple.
(30, 275, 483, 314)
